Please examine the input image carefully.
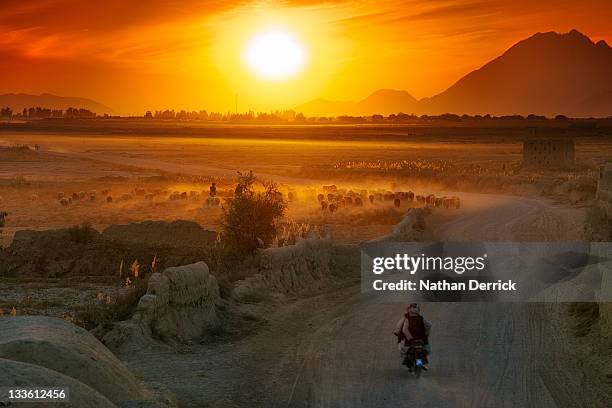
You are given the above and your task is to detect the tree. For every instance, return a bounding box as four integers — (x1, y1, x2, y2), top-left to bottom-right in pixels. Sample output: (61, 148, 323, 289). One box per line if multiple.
(220, 171, 286, 257)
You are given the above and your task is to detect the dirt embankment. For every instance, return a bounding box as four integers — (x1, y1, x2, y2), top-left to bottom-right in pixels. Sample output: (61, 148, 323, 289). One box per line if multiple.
(0, 316, 176, 407)
(0, 220, 216, 278)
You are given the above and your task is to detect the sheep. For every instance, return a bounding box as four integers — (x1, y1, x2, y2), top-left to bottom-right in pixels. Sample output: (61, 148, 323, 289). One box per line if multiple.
(59, 198, 70, 206)
(180, 192, 188, 200)
(101, 189, 110, 196)
(328, 203, 337, 213)
(317, 193, 325, 202)
(343, 196, 353, 206)
(408, 191, 415, 201)
(57, 192, 65, 200)
(106, 196, 113, 203)
(368, 194, 375, 204)
(451, 196, 461, 209)
(321, 201, 328, 211)
(89, 193, 96, 202)
(78, 191, 86, 199)
(30, 194, 39, 201)
(72, 192, 79, 200)
(354, 197, 363, 207)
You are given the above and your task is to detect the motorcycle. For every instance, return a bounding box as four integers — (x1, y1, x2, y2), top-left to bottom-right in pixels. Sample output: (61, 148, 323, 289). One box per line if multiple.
(403, 339, 427, 378)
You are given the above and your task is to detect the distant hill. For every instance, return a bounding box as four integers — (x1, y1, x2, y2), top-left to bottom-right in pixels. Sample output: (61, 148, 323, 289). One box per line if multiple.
(0, 93, 113, 115)
(297, 89, 418, 116)
(298, 30, 612, 118)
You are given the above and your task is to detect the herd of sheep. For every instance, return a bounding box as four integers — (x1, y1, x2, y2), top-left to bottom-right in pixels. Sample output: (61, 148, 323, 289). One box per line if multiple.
(315, 185, 460, 213)
(55, 188, 219, 207)
(48, 184, 460, 213)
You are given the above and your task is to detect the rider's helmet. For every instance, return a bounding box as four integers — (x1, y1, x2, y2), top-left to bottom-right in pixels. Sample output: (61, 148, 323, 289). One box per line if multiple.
(408, 303, 420, 315)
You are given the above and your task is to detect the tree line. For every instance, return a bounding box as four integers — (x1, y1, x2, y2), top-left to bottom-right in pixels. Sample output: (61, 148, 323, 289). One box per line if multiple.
(1, 105, 608, 123)
(0, 107, 96, 119)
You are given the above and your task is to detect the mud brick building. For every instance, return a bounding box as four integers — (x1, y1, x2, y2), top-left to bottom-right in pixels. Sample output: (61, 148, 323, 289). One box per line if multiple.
(522, 138, 575, 169)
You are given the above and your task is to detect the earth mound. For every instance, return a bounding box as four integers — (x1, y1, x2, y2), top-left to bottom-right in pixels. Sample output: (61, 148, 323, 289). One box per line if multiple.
(0, 316, 176, 407)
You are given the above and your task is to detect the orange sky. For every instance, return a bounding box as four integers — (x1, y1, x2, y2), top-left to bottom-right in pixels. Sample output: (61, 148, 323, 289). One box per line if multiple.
(0, 0, 611, 115)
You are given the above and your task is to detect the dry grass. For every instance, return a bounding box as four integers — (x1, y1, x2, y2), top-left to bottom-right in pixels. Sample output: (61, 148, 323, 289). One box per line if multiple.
(75, 275, 149, 330)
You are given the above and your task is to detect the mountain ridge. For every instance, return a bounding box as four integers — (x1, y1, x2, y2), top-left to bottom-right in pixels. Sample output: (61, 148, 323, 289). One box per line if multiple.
(297, 29, 612, 118)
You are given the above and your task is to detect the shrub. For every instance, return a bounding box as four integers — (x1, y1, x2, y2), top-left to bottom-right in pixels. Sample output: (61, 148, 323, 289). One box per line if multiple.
(76, 275, 149, 330)
(68, 222, 96, 244)
(220, 171, 286, 257)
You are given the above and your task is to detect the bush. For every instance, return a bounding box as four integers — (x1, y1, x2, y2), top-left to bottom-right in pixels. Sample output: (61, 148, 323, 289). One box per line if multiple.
(220, 171, 286, 257)
(76, 276, 149, 330)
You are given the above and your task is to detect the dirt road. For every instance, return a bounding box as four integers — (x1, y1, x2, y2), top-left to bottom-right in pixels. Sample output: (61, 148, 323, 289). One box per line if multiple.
(123, 193, 599, 408)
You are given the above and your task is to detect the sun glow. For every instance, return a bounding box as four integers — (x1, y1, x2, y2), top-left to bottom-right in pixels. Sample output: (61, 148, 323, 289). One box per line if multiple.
(244, 30, 306, 80)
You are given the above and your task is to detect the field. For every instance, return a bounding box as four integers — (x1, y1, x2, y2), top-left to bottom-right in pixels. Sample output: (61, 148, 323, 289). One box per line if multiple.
(0, 122, 609, 246)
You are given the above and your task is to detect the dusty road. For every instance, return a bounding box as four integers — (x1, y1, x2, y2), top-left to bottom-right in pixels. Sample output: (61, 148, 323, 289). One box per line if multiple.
(124, 193, 600, 408)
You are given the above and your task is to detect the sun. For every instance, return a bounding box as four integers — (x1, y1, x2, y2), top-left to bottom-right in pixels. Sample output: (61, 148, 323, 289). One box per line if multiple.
(244, 30, 306, 80)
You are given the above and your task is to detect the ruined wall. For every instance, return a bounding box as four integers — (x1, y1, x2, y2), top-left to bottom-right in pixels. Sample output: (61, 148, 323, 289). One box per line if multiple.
(0, 220, 215, 278)
(104, 261, 220, 350)
(368, 208, 426, 243)
(586, 164, 612, 336)
(523, 138, 575, 169)
(234, 209, 427, 298)
(136, 261, 220, 341)
(596, 162, 612, 203)
(232, 238, 360, 299)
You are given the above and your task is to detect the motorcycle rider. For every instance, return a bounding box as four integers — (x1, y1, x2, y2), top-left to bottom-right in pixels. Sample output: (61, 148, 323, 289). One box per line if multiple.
(394, 303, 432, 370)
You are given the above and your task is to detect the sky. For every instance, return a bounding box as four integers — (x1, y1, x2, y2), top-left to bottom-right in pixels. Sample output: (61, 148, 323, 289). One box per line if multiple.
(0, 0, 611, 115)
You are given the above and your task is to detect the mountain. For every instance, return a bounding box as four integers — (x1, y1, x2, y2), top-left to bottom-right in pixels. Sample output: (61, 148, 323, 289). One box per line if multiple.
(422, 29, 612, 117)
(0, 93, 113, 115)
(297, 89, 418, 116)
(298, 30, 612, 118)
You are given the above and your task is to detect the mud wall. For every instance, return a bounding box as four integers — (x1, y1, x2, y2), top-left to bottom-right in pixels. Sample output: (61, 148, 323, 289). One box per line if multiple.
(103, 261, 220, 350)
